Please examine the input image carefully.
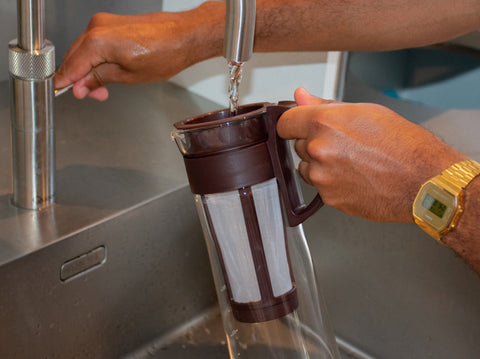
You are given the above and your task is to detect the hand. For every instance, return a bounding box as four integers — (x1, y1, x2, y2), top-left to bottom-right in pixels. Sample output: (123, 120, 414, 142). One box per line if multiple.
(277, 88, 467, 222)
(54, 2, 224, 101)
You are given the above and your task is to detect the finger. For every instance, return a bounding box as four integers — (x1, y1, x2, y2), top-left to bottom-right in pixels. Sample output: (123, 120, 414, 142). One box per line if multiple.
(55, 35, 109, 89)
(56, 58, 105, 90)
(294, 139, 310, 162)
(297, 160, 313, 186)
(72, 78, 90, 99)
(72, 81, 109, 101)
(294, 87, 336, 106)
(62, 61, 128, 100)
(86, 63, 137, 89)
(71, 73, 104, 98)
(88, 86, 109, 101)
(55, 35, 91, 89)
(277, 105, 324, 140)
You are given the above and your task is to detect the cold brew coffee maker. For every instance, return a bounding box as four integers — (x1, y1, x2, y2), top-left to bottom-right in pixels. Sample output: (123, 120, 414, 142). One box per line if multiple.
(172, 103, 340, 358)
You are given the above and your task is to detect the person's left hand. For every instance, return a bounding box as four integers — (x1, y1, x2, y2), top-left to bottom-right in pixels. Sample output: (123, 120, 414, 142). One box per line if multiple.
(54, 3, 224, 101)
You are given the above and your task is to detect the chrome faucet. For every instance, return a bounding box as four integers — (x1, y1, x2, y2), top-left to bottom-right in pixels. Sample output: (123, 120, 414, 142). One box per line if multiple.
(6, 0, 254, 210)
(8, 0, 55, 210)
(223, 0, 256, 64)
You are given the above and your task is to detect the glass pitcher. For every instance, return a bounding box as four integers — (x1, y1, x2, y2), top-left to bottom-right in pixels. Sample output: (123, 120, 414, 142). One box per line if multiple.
(172, 102, 340, 359)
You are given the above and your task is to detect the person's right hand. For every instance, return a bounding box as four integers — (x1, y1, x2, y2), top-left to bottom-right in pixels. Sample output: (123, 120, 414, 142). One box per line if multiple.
(55, 2, 224, 101)
(278, 88, 467, 223)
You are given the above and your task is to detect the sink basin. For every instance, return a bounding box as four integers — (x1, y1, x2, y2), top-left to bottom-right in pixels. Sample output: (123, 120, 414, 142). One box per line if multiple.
(0, 81, 221, 358)
(2, 68, 480, 359)
(0, 80, 362, 359)
(124, 308, 228, 359)
(125, 307, 365, 359)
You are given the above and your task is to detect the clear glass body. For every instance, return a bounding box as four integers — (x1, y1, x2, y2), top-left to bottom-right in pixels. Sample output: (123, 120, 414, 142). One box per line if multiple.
(194, 179, 340, 359)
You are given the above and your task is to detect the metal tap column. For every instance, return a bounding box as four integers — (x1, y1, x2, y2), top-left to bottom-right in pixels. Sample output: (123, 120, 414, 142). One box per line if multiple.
(9, 0, 55, 209)
(223, 0, 256, 63)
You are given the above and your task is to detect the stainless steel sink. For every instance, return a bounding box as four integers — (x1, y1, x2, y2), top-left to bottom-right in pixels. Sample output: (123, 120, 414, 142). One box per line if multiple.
(0, 81, 221, 358)
(124, 307, 368, 359)
(2, 62, 480, 358)
(124, 309, 229, 359)
(0, 79, 362, 359)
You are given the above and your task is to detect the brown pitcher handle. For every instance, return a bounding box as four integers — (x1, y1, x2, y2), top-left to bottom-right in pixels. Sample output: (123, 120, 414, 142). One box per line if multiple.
(265, 102, 324, 227)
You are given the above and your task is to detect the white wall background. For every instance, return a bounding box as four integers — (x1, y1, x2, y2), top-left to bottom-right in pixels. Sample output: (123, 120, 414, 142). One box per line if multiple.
(170, 52, 331, 106)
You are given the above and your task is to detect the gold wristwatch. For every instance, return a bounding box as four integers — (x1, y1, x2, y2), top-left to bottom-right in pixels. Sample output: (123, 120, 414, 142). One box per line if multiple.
(413, 159, 480, 241)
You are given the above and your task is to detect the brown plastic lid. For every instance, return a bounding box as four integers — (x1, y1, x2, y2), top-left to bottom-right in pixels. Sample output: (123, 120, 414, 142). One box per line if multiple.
(172, 102, 324, 226)
(173, 103, 269, 157)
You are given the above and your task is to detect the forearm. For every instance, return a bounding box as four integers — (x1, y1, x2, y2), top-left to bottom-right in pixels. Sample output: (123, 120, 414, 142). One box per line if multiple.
(442, 178, 480, 274)
(55, 0, 480, 98)
(252, 0, 480, 52)
(181, 0, 480, 64)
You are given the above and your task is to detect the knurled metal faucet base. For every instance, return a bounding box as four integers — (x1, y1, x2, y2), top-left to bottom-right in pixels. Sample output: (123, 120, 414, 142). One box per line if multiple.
(8, 39, 55, 80)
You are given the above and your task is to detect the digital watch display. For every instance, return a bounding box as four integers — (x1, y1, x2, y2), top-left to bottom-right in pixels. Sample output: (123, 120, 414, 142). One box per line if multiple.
(422, 194, 447, 218)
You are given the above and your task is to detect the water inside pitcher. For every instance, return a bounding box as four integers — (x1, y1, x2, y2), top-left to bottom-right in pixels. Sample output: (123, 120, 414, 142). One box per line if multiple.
(172, 103, 340, 359)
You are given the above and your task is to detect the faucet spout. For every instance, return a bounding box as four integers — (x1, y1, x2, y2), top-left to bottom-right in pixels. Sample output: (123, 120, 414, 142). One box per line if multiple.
(9, 0, 55, 210)
(223, 0, 256, 64)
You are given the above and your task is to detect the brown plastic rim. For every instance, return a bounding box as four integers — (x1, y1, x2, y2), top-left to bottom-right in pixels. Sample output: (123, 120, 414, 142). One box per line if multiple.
(174, 103, 268, 131)
(172, 103, 272, 157)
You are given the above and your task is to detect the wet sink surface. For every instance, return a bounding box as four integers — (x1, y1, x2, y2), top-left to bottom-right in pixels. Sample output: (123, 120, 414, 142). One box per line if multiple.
(125, 309, 228, 359)
(126, 309, 355, 359)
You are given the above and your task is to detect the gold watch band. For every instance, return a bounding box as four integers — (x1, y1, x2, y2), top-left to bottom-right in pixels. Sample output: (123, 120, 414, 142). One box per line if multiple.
(441, 160, 480, 189)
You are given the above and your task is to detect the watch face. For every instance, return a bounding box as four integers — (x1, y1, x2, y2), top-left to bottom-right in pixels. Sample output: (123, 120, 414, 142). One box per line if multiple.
(422, 193, 448, 219)
(414, 182, 456, 232)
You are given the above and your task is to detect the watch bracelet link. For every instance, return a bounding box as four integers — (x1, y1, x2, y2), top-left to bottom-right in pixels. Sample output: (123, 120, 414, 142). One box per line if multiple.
(441, 160, 480, 189)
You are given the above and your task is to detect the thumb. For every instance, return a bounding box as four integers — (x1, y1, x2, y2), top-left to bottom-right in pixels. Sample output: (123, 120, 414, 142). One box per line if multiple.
(294, 87, 334, 106)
